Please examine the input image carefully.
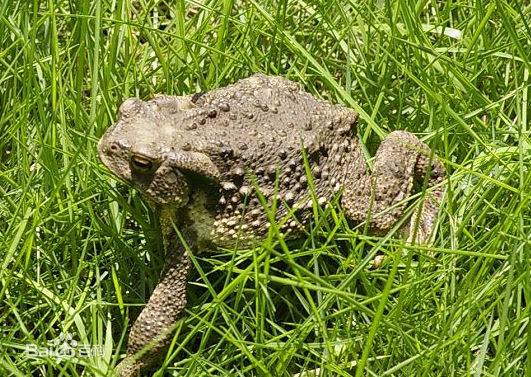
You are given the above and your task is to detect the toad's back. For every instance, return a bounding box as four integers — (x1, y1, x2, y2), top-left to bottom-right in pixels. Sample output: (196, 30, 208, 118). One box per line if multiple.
(174, 74, 364, 245)
(175, 74, 359, 167)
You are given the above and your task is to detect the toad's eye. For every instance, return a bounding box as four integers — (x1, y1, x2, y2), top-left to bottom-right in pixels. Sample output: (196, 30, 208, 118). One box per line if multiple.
(131, 154, 155, 174)
(431, 168, 439, 179)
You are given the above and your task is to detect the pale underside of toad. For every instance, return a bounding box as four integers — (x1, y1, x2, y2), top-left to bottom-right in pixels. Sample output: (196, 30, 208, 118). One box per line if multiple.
(98, 74, 446, 376)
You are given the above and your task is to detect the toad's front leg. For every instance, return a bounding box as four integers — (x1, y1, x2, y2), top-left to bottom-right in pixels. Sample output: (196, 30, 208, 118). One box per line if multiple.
(341, 131, 446, 244)
(115, 231, 191, 377)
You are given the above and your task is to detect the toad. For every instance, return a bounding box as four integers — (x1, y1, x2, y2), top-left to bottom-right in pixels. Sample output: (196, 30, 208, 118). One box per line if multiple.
(98, 74, 445, 376)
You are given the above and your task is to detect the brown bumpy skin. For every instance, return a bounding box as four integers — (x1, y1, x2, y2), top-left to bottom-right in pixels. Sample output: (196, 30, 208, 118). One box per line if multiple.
(341, 131, 446, 243)
(97, 74, 447, 376)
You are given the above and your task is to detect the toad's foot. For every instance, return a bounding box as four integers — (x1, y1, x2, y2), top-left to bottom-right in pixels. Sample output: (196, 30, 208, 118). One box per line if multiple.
(341, 130, 445, 243)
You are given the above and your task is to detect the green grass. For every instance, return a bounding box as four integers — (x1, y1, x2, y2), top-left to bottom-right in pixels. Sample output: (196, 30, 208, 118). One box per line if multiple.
(1, 0, 530, 376)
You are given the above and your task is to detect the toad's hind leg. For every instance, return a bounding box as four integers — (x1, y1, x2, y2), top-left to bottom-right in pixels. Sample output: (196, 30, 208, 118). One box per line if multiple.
(341, 131, 445, 243)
